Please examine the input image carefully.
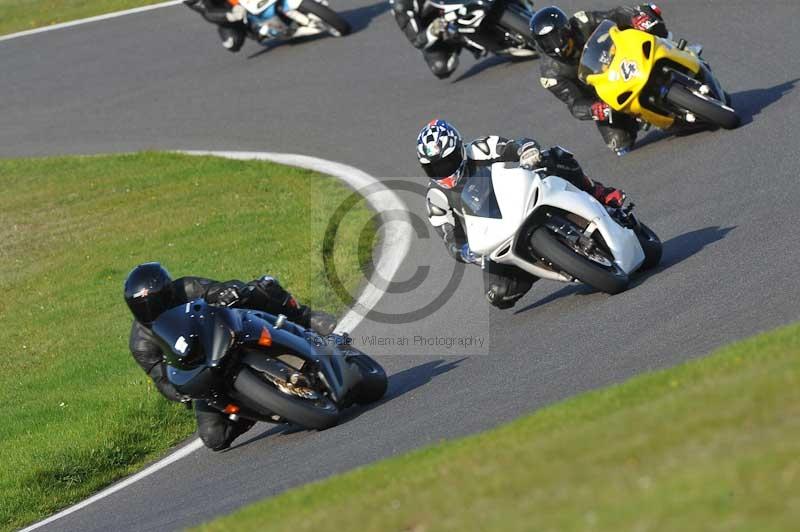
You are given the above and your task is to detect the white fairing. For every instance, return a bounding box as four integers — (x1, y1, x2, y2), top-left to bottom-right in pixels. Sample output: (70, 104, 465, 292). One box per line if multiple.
(462, 163, 645, 280)
(239, 0, 279, 15)
(462, 165, 537, 255)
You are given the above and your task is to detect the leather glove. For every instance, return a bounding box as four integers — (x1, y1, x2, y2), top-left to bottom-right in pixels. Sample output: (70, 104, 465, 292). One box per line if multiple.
(518, 140, 542, 169)
(632, 4, 667, 36)
(591, 101, 612, 122)
(226, 4, 247, 22)
(425, 17, 448, 43)
(459, 243, 481, 265)
(308, 310, 337, 336)
(215, 286, 240, 307)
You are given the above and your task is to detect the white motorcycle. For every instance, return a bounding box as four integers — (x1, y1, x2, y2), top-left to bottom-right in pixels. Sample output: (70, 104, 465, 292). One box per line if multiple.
(457, 162, 662, 294)
(190, 0, 350, 43)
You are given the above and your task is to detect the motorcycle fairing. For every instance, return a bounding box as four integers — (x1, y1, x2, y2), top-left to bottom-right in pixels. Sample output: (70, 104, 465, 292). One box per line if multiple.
(463, 163, 644, 276)
(155, 301, 362, 405)
(152, 300, 238, 370)
(461, 164, 538, 255)
(580, 20, 702, 129)
(238, 311, 363, 404)
(532, 173, 645, 273)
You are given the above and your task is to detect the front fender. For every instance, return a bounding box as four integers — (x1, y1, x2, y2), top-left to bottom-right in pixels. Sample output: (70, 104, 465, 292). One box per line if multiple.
(534, 176, 645, 273)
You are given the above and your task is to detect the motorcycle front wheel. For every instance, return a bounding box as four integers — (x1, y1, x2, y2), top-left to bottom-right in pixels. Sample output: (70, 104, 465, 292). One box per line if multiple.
(530, 227, 630, 294)
(348, 353, 388, 405)
(297, 0, 351, 37)
(665, 83, 740, 130)
(233, 367, 340, 430)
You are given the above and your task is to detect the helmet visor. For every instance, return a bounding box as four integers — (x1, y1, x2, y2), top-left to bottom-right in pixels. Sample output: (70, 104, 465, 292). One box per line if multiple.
(536, 27, 569, 56)
(423, 147, 464, 179)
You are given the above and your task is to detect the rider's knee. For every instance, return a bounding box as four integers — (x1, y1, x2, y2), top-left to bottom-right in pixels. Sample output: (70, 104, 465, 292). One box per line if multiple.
(218, 26, 245, 52)
(484, 276, 534, 309)
(427, 53, 459, 79)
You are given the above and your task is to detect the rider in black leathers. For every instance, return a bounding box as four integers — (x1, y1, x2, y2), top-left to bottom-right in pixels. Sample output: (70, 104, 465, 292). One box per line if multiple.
(418, 120, 625, 308)
(184, 0, 249, 52)
(125, 263, 337, 451)
(531, 4, 668, 155)
(390, 0, 469, 79)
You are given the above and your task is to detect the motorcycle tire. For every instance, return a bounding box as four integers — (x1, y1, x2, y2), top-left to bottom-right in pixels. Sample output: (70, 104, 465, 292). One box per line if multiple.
(233, 367, 340, 430)
(348, 353, 388, 405)
(530, 227, 630, 295)
(297, 0, 351, 37)
(635, 222, 662, 271)
(665, 83, 740, 130)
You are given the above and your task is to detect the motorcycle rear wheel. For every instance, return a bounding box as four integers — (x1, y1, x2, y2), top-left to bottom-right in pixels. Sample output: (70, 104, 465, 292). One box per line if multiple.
(297, 0, 351, 37)
(233, 367, 340, 430)
(665, 83, 740, 130)
(530, 227, 630, 294)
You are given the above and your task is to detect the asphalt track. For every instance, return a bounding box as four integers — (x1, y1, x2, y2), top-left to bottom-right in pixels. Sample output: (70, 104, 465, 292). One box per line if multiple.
(3, 1, 799, 530)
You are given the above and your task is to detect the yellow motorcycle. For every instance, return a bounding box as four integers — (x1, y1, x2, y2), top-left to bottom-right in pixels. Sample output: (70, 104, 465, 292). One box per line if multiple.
(578, 20, 739, 131)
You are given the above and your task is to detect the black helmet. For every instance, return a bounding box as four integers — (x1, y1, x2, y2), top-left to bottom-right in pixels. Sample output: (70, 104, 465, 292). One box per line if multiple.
(530, 7, 574, 59)
(124, 262, 175, 325)
(416, 119, 467, 189)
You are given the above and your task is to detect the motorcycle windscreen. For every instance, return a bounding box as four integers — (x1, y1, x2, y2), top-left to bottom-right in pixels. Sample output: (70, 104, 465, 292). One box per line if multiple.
(461, 172, 502, 219)
(151, 301, 206, 370)
(461, 169, 519, 255)
(578, 19, 617, 84)
(151, 299, 237, 370)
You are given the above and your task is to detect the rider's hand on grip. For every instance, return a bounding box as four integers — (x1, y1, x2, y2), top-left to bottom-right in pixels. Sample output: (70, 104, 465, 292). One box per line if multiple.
(518, 141, 542, 169)
(591, 101, 612, 122)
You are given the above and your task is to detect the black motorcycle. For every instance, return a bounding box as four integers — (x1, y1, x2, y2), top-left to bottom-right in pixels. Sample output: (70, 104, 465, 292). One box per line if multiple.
(152, 299, 387, 430)
(429, 0, 538, 58)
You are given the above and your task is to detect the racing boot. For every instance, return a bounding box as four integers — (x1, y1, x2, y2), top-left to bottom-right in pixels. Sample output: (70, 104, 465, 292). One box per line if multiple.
(584, 176, 626, 208)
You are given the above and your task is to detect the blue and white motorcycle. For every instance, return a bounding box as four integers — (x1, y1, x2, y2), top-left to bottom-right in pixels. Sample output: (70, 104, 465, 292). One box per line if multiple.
(190, 0, 351, 46)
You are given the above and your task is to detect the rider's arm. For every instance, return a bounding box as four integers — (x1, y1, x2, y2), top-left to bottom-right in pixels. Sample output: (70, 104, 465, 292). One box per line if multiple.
(426, 186, 468, 263)
(577, 5, 667, 37)
(538, 146, 590, 190)
(185, 0, 242, 26)
(539, 62, 596, 120)
(129, 321, 185, 403)
(392, 0, 432, 49)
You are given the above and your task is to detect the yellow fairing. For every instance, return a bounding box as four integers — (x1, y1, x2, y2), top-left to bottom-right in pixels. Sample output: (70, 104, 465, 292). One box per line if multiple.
(585, 27, 702, 129)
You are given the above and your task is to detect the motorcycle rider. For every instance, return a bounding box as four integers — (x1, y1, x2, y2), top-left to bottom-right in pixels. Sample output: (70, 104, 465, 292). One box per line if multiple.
(530, 4, 668, 155)
(390, 0, 476, 79)
(184, 0, 249, 52)
(419, 119, 625, 308)
(123, 262, 338, 451)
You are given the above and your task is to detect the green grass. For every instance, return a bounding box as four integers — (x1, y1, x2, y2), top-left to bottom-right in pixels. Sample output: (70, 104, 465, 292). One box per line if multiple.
(196, 323, 800, 532)
(0, 0, 165, 36)
(0, 152, 374, 531)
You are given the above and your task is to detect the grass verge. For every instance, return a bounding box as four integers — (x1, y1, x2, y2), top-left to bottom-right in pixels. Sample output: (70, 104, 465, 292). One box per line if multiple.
(0, 152, 374, 531)
(0, 0, 165, 36)
(196, 323, 800, 532)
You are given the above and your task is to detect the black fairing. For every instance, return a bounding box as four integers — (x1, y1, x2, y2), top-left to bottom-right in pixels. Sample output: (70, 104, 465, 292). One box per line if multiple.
(152, 299, 364, 406)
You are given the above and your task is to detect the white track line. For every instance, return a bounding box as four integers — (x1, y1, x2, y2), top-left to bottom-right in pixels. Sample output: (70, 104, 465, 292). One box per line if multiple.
(0, 1, 183, 43)
(19, 151, 411, 532)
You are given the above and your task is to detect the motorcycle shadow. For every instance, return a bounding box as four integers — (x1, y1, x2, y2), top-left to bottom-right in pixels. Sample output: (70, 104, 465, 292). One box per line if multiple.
(453, 54, 535, 83)
(629, 225, 735, 287)
(515, 225, 735, 314)
(730, 78, 799, 126)
(228, 358, 465, 449)
(636, 78, 799, 149)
